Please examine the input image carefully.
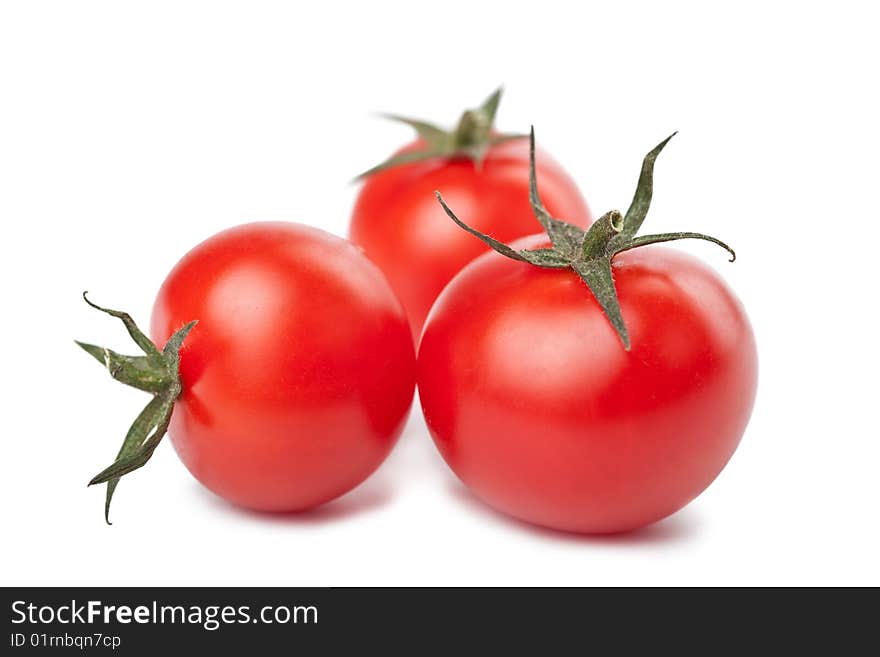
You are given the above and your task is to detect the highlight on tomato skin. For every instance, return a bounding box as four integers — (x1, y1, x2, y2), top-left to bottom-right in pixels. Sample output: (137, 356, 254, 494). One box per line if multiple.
(418, 238, 758, 534)
(349, 89, 591, 343)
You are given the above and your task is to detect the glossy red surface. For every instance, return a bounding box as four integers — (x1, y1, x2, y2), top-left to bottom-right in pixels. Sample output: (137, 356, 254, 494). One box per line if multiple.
(418, 236, 758, 533)
(151, 222, 416, 511)
(349, 139, 591, 342)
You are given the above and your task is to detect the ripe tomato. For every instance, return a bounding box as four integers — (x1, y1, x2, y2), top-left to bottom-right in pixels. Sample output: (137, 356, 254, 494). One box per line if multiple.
(350, 125, 590, 342)
(149, 222, 416, 512)
(418, 236, 757, 533)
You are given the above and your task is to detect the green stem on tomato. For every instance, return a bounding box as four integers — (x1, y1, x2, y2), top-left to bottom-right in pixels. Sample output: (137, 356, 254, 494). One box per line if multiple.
(76, 292, 196, 524)
(434, 127, 735, 350)
(355, 87, 527, 179)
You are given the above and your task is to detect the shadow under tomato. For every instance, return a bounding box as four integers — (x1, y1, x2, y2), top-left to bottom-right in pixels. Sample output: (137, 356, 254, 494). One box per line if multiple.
(195, 476, 396, 525)
(445, 480, 702, 546)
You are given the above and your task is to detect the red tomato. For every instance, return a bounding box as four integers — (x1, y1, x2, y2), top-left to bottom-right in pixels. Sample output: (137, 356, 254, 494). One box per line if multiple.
(150, 222, 415, 511)
(350, 139, 591, 341)
(418, 235, 757, 533)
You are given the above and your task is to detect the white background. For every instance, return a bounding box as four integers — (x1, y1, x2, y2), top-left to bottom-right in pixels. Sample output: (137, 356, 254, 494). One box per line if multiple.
(1, 1, 877, 586)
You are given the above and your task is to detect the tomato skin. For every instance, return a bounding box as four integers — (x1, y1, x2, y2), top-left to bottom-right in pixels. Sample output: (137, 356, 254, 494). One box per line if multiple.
(349, 139, 591, 342)
(150, 222, 415, 512)
(418, 235, 757, 533)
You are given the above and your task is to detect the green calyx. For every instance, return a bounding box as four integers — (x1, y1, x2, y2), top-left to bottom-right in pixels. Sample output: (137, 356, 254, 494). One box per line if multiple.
(76, 292, 196, 524)
(356, 87, 526, 179)
(435, 128, 736, 350)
